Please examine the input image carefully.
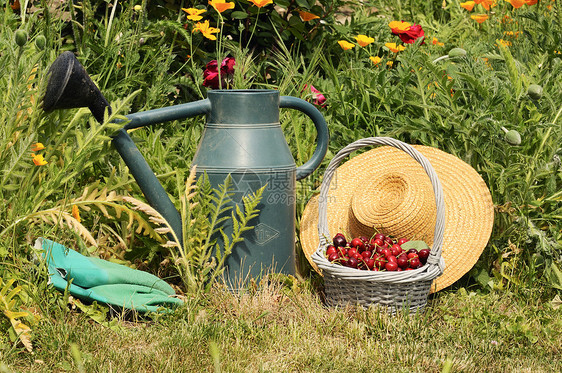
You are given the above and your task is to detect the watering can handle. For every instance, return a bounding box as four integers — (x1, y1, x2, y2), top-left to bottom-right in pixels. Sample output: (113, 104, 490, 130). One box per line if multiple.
(279, 96, 329, 180)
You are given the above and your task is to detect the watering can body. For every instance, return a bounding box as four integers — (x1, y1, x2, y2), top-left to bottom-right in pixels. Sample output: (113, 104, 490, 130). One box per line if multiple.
(42, 52, 328, 286)
(113, 90, 329, 285)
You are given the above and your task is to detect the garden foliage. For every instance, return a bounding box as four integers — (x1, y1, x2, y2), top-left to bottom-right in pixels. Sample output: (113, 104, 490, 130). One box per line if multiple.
(0, 0, 561, 353)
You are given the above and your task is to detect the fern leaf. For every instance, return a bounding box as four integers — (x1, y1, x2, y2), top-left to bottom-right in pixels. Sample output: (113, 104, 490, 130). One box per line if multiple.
(496, 39, 522, 97)
(1, 279, 33, 352)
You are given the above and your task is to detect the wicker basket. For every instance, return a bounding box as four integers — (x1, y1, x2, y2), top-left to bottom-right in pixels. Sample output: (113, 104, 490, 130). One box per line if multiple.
(311, 137, 446, 314)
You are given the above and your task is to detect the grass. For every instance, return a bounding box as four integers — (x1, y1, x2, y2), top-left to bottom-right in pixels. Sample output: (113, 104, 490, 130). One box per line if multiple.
(1, 279, 561, 372)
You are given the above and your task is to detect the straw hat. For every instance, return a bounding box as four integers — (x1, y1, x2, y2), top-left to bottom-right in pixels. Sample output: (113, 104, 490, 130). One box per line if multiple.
(300, 145, 494, 292)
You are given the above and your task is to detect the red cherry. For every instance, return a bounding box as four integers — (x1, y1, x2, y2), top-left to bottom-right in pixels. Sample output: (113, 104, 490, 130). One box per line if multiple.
(407, 248, 419, 255)
(387, 255, 397, 263)
(374, 233, 386, 241)
(384, 237, 394, 246)
(381, 248, 392, 258)
(326, 245, 337, 256)
(397, 238, 409, 245)
(350, 238, 364, 250)
(397, 256, 409, 269)
(328, 253, 339, 262)
(385, 261, 398, 271)
(347, 247, 358, 257)
(372, 238, 384, 248)
(361, 251, 372, 259)
(407, 252, 419, 260)
(352, 252, 362, 261)
(348, 257, 359, 268)
(366, 258, 375, 269)
(418, 249, 430, 264)
(409, 257, 421, 268)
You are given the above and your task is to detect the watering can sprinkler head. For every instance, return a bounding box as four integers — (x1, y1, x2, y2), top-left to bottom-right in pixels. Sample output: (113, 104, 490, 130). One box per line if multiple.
(43, 51, 111, 123)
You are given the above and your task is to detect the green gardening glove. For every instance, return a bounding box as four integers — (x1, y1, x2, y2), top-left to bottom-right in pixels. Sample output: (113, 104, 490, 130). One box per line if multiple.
(37, 238, 183, 313)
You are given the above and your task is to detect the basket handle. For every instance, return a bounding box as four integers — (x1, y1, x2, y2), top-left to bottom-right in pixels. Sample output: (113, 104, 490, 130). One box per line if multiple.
(317, 137, 445, 266)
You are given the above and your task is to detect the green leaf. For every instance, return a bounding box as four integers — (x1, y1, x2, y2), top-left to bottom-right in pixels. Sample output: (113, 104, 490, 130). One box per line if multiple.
(400, 240, 430, 251)
(231, 11, 248, 20)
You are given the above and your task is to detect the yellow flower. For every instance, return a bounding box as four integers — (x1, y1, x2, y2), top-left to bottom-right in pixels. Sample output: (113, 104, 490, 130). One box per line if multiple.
(32, 153, 47, 166)
(192, 20, 220, 40)
(505, 0, 526, 8)
(298, 10, 320, 21)
(388, 21, 411, 32)
(460, 1, 475, 11)
(338, 40, 355, 50)
(248, 0, 273, 7)
(432, 37, 444, 46)
(72, 205, 81, 223)
(387, 61, 394, 67)
(369, 56, 382, 65)
(31, 142, 45, 152)
(208, 0, 235, 13)
(355, 35, 375, 47)
(497, 39, 512, 47)
(471, 14, 489, 23)
(385, 42, 406, 53)
(182, 8, 206, 21)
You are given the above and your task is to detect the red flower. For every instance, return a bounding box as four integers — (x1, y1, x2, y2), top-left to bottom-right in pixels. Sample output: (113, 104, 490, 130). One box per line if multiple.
(391, 22, 425, 45)
(203, 57, 236, 89)
(304, 84, 326, 107)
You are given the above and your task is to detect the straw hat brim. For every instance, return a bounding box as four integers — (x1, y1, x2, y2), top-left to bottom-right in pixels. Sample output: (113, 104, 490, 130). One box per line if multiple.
(299, 145, 494, 293)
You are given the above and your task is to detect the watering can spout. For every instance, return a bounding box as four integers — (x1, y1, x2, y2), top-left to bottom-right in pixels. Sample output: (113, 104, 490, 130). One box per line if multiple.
(42, 52, 211, 242)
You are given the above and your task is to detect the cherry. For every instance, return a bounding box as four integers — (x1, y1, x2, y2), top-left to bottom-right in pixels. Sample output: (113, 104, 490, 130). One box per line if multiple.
(374, 233, 386, 241)
(387, 255, 397, 263)
(397, 238, 409, 245)
(410, 257, 421, 268)
(366, 258, 375, 270)
(407, 252, 419, 260)
(397, 256, 409, 269)
(390, 244, 403, 256)
(407, 248, 419, 255)
(348, 257, 359, 268)
(350, 237, 364, 249)
(361, 250, 372, 259)
(326, 245, 337, 256)
(372, 238, 384, 248)
(347, 247, 358, 257)
(333, 234, 347, 247)
(384, 237, 394, 246)
(328, 253, 339, 262)
(381, 248, 392, 258)
(385, 261, 398, 271)
(418, 249, 430, 264)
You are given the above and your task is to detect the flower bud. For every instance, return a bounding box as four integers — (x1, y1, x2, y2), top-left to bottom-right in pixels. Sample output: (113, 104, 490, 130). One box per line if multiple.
(35, 35, 46, 50)
(505, 130, 521, 146)
(527, 84, 543, 101)
(448, 47, 466, 58)
(15, 29, 28, 47)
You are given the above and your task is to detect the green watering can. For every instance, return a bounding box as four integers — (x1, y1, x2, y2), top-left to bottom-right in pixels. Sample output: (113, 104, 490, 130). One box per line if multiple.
(43, 52, 329, 285)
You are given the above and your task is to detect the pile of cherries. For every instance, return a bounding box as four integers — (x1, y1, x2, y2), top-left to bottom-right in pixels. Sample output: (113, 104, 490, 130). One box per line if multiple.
(325, 233, 431, 271)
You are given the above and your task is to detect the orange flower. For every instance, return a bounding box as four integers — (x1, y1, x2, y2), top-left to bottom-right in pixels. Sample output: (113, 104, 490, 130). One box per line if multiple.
(248, 0, 273, 7)
(369, 56, 382, 65)
(182, 8, 206, 21)
(460, 1, 475, 11)
(388, 20, 411, 33)
(72, 205, 81, 223)
(32, 153, 47, 166)
(432, 37, 444, 46)
(31, 142, 45, 152)
(338, 40, 355, 50)
(298, 10, 320, 22)
(475, 0, 497, 10)
(208, 0, 234, 13)
(525, 0, 537, 4)
(192, 20, 220, 40)
(355, 35, 374, 47)
(505, 0, 526, 8)
(385, 42, 406, 53)
(471, 14, 489, 23)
